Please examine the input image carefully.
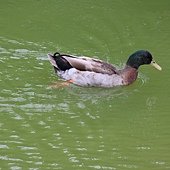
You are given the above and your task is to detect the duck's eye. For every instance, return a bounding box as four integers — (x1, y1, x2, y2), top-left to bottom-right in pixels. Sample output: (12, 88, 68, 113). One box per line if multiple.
(152, 61, 155, 63)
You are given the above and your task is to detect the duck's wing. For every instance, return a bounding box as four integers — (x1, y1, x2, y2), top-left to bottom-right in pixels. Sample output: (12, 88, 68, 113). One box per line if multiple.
(62, 55, 118, 75)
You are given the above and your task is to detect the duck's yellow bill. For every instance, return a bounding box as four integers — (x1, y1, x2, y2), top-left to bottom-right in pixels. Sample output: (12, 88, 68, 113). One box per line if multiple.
(151, 60, 162, 71)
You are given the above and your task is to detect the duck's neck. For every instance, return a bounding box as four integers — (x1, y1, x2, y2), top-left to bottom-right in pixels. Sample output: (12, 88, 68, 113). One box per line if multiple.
(119, 66, 138, 85)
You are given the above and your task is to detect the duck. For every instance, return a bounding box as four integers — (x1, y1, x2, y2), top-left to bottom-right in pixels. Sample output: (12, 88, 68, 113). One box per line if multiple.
(48, 50, 162, 88)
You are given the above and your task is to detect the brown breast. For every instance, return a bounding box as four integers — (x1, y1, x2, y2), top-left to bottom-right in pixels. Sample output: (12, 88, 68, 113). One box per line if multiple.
(120, 67, 138, 85)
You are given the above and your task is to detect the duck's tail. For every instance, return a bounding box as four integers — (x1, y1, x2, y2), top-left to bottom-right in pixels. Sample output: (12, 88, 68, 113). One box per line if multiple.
(48, 52, 73, 71)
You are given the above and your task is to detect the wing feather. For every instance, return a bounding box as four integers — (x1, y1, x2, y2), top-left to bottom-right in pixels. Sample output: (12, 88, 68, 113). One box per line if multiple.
(62, 55, 117, 75)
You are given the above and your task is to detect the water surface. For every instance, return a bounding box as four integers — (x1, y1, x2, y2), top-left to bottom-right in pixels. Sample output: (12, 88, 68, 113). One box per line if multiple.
(0, 0, 170, 169)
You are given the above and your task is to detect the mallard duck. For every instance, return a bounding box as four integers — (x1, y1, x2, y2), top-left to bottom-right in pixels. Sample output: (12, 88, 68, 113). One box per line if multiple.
(48, 50, 161, 87)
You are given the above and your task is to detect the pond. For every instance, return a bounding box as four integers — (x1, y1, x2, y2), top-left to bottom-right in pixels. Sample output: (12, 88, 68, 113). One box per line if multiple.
(0, 0, 170, 169)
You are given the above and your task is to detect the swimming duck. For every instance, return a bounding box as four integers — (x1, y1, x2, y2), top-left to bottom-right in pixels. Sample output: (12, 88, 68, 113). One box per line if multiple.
(48, 50, 161, 87)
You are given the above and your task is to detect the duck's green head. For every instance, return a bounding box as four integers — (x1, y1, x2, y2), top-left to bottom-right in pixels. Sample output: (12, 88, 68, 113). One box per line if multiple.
(126, 50, 162, 70)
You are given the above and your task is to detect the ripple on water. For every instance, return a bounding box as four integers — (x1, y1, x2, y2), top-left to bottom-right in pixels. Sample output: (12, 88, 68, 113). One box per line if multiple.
(0, 144, 9, 149)
(0, 36, 48, 60)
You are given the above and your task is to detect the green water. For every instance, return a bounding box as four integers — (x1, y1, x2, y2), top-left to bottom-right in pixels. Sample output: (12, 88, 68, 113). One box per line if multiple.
(0, 0, 170, 169)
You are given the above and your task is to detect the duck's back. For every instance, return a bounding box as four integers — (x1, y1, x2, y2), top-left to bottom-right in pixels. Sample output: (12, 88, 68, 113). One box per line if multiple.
(49, 53, 117, 75)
